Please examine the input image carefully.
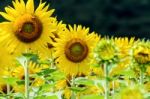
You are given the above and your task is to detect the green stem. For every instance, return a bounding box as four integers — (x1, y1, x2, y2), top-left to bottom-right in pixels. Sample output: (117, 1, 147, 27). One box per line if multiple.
(112, 80, 115, 98)
(24, 60, 29, 99)
(140, 70, 143, 85)
(104, 63, 109, 99)
(7, 84, 10, 98)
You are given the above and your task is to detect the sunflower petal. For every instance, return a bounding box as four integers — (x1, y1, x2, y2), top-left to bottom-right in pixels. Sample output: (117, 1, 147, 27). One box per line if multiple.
(26, 0, 34, 14)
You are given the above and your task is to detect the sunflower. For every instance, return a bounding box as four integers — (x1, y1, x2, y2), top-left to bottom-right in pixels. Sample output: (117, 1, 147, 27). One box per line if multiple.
(119, 86, 143, 99)
(132, 40, 150, 64)
(0, 68, 15, 95)
(0, 0, 59, 54)
(12, 61, 42, 80)
(146, 66, 150, 76)
(44, 21, 66, 59)
(0, 78, 14, 94)
(114, 37, 135, 58)
(94, 38, 118, 63)
(109, 59, 130, 76)
(53, 25, 99, 75)
(55, 79, 72, 99)
(55, 78, 103, 99)
(144, 82, 150, 92)
(12, 61, 46, 93)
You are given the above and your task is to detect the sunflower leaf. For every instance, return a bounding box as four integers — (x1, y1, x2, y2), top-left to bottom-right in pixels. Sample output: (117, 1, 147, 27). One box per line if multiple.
(74, 77, 95, 86)
(80, 95, 104, 99)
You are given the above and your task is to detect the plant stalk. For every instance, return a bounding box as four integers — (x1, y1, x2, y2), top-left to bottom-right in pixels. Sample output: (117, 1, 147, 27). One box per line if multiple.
(24, 60, 29, 99)
(104, 63, 109, 99)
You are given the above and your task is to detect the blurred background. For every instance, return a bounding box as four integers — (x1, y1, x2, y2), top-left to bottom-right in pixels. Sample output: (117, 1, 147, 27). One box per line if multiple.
(0, 0, 150, 39)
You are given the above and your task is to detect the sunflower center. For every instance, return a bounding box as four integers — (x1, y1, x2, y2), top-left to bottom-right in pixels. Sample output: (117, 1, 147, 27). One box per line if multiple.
(71, 43, 84, 56)
(134, 51, 150, 64)
(22, 23, 34, 33)
(1, 85, 13, 94)
(65, 39, 88, 63)
(14, 14, 42, 43)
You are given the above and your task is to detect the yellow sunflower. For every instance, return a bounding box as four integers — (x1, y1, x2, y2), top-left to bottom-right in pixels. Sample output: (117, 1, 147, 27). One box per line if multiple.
(132, 41, 150, 64)
(94, 38, 118, 62)
(109, 59, 129, 76)
(144, 82, 150, 92)
(119, 86, 143, 99)
(53, 25, 99, 75)
(55, 79, 72, 99)
(12, 61, 43, 80)
(0, 78, 13, 94)
(146, 66, 150, 76)
(114, 37, 135, 58)
(0, 0, 59, 54)
(0, 68, 15, 95)
(12, 61, 46, 92)
(44, 21, 66, 58)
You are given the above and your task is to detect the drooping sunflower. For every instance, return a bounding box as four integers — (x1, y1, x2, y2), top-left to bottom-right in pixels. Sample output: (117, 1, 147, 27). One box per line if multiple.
(0, 0, 59, 54)
(94, 38, 119, 63)
(53, 25, 99, 75)
(132, 40, 150, 64)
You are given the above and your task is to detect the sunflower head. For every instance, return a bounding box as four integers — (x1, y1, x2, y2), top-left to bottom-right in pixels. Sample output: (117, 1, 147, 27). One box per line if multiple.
(0, 84, 13, 94)
(114, 37, 135, 58)
(0, 0, 60, 54)
(0, 78, 14, 94)
(120, 87, 143, 99)
(13, 14, 42, 43)
(53, 25, 99, 75)
(94, 38, 118, 63)
(65, 38, 88, 63)
(12, 61, 42, 80)
(144, 82, 150, 92)
(132, 40, 150, 64)
(146, 66, 150, 76)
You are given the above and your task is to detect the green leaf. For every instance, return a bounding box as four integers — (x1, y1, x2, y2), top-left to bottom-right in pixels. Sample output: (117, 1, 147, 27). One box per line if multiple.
(13, 92, 25, 99)
(48, 71, 65, 81)
(16, 80, 25, 85)
(43, 68, 56, 74)
(70, 87, 87, 92)
(74, 77, 95, 86)
(37, 68, 56, 76)
(16, 56, 27, 67)
(81, 95, 104, 99)
(120, 69, 135, 78)
(22, 53, 39, 61)
(4, 77, 18, 85)
(35, 95, 58, 99)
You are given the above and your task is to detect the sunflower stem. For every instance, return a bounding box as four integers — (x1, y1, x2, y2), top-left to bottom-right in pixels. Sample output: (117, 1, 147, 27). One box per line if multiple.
(7, 84, 10, 98)
(140, 70, 144, 85)
(104, 63, 109, 99)
(112, 80, 115, 98)
(24, 60, 29, 99)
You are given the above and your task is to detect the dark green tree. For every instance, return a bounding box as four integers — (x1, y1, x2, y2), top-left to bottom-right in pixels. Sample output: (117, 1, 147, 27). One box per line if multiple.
(1, 0, 150, 39)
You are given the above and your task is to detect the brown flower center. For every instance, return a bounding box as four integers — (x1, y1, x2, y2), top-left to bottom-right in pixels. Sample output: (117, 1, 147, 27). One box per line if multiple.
(1, 85, 13, 94)
(134, 51, 150, 64)
(65, 38, 88, 63)
(13, 14, 42, 43)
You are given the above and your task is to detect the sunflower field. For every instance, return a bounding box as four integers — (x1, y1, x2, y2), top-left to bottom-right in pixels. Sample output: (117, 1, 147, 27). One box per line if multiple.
(0, 0, 150, 99)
